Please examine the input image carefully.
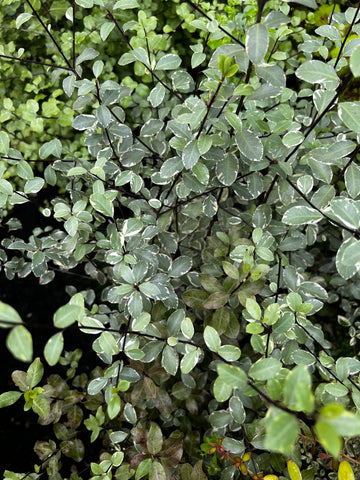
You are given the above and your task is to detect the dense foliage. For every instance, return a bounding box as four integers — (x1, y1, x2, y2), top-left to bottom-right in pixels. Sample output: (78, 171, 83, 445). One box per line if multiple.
(1, 0, 360, 479)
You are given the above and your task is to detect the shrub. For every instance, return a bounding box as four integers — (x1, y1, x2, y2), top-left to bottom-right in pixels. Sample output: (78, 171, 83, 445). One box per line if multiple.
(1, 0, 360, 479)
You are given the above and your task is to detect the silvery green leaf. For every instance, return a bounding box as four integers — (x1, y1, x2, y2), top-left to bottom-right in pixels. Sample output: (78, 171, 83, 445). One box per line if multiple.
(246, 23, 269, 64)
(282, 206, 322, 225)
(324, 198, 360, 230)
(255, 64, 286, 87)
(39, 139, 62, 159)
(169, 256, 192, 278)
(216, 153, 238, 186)
(76, 48, 99, 65)
(345, 163, 360, 198)
(149, 83, 166, 107)
(235, 130, 263, 161)
(155, 54, 181, 70)
(296, 60, 339, 89)
(338, 102, 360, 133)
(182, 140, 200, 169)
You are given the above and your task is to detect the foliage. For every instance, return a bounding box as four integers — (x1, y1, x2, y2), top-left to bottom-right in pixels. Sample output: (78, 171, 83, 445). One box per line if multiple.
(1, 0, 360, 479)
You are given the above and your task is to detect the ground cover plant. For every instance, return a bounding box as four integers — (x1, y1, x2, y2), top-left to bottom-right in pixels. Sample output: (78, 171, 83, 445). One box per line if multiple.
(1, 0, 360, 478)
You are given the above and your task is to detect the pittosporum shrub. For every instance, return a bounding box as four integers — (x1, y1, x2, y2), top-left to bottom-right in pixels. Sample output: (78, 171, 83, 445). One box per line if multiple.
(1, 0, 360, 479)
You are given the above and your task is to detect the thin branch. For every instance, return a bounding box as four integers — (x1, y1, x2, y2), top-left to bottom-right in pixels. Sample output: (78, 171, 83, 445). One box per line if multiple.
(0, 54, 74, 72)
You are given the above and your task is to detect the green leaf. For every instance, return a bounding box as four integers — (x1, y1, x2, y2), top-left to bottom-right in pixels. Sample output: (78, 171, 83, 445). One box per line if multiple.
(204, 326, 221, 352)
(229, 396, 246, 424)
(170, 256, 192, 278)
(147, 422, 163, 455)
(96, 105, 111, 127)
(139, 282, 161, 298)
(296, 60, 339, 89)
(54, 304, 82, 328)
(136, 458, 152, 480)
(44, 332, 64, 366)
(0, 391, 22, 408)
(249, 357, 281, 381)
(350, 45, 360, 78)
(90, 193, 114, 217)
(39, 138, 62, 159)
(6, 325, 33, 362)
(155, 54, 181, 70)
(149, 461, 166, 480)
(217, 363, 247, 389)
(235, 130, 263, 161)
(0, 301, 22, 328)
(17, 160, 34, 180)
(282, 206, 322, 225)
(264, 407, 300, 455)
(24, 177, 45, 194)
(283, 366, 314, 413)
(246, 23, 269, 64)
(32, 395, 50, 419)
(338, 102, 360, 133)
(326, 198, 360, 230)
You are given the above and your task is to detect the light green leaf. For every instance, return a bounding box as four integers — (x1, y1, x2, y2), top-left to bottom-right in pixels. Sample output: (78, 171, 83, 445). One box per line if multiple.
(96, 105, 111, 127)
(282, 206, 322, 225)
(315, 421, 341, 458)
(17, 160, 34, 180)
(246, 23, 269, 64)
(107, 394, 121, 420)
(76, 47, 99, 65)
(0, 132, 9, 154)
(245, 298, 261, 321)
(114, 0, 139, 8)
(27, 357, 44, 388)
(39, 138, 62, 159)
(147, 422, 163, 455)
(99, 331, 119, 355)
(0, 391, 22, 408)
(155, 54, 181, 70)
(217, 363, 247, 389)
(54, 304, 82, 328)
(325, 197, 360, 229)
(283, 366, 314, 413)
(6, 325, 33, 362)
(229, 396, 246, 424)
(249, 357, 281, 381)
(296, 60, 339, 89)
(136, 458, 152, 480)
(44, 332, 64, 366)
(204, 326, 221, 352)
(265, 407, 299, 455)
(0, 301, 22, 328)
(218, 345, 241, 362)
(73, 114, 96, 130)
(350, 45, 360, 78)
(213, 376, 233, 402)
(149, 461, 166, 480)
(90, 193, 114, 217)
(139, 282, 161, 298)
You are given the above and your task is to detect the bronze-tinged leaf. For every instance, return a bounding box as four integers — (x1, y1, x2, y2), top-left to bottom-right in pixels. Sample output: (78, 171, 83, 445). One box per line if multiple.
(143, 376, 157, 398)
(160, 436, 184, 468)
(182, 290, 209, 310)
(190, 460, 208, 479)
(203, 292, 230, 310)
(153, 388, 173, 417)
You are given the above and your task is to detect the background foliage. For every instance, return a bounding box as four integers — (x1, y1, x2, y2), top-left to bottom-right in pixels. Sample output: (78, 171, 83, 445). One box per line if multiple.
(1, 0, 360, 479)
